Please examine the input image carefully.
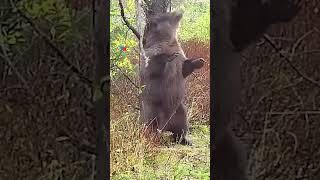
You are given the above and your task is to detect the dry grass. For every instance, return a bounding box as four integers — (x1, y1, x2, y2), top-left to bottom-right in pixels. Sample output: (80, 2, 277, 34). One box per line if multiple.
(237, 3, 320, 179)
(0, 36, 95, 179)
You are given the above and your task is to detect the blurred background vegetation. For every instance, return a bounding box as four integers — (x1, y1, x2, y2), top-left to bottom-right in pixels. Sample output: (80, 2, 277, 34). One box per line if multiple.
(110, 0, 210, 78)
(1, 0, 96, 179)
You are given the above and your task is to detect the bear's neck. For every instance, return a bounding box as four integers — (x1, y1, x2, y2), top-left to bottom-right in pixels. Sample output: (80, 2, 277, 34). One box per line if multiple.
(145, 36, 179, 48)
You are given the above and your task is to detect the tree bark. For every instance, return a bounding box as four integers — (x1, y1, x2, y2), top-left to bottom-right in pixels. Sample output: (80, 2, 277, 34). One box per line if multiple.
(94, 0, 108, 179)
(136, 0, 171, 121)
(144, 0, 170, 17)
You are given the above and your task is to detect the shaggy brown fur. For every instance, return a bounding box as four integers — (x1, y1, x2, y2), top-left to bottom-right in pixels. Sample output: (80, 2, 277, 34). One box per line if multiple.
(140, 11, 204, 145)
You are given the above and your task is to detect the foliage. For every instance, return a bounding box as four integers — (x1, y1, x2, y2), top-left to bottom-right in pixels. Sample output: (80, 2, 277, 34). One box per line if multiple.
(0, 0, 26, 53)
(1, 0, 210, 79)
(22, 0, 91, 43)
(174, 0, 210, 42)
(110, 0, 210, 78)
(110, 0, 138, 78)
(0, 1, 95, 179)
(0, 0, 91, 59)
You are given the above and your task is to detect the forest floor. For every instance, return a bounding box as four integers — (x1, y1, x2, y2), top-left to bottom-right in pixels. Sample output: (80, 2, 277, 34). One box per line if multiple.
(110, 109, 210, 180)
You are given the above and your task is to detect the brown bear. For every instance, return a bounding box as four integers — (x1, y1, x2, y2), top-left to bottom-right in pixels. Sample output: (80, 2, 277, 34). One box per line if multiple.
(139, 11, 204, 145)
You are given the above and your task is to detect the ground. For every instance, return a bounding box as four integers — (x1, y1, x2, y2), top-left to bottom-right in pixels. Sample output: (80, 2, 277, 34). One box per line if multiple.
(111, 118, 210, 180)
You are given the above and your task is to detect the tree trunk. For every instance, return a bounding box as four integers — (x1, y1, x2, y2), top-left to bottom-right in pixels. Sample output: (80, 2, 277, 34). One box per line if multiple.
(145, 0, 171, 17)
(135, 0, 171, 122)
(135, 0, 171, 72)
(94, 0, 108, 179)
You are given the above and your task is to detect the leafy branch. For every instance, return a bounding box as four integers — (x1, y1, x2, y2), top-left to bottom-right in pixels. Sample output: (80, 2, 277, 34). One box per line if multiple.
(118, 0, 141, 40)
(14, 4, 93, 86)
(111, 51, 139, 89)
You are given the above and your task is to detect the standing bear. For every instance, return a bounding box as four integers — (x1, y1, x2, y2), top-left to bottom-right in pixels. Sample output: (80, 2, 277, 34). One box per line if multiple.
(139, 11, 205, 145)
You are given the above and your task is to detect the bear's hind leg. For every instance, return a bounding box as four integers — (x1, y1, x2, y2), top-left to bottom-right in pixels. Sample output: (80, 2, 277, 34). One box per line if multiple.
(169, 103, 192, 146)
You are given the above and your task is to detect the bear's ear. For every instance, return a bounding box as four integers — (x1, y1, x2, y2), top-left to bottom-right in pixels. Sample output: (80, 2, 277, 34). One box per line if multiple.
(170, 11, 183, 24)
(182, 58, 205, 78)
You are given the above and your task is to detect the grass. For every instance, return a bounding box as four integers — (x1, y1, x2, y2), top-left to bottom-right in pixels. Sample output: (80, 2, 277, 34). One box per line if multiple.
(110, 106, 210, 180)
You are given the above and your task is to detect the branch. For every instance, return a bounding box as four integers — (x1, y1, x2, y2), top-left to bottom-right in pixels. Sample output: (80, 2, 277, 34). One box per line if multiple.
(0, 47, 33, 95)
(118, 0, 141, 40)
(263, 34, 320, 89)
(111, 62, 139, 89)
(110, 52, 139, 89)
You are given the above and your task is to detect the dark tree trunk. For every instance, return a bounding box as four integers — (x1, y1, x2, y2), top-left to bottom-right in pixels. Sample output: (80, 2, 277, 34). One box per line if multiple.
(94, 0, 108, 179)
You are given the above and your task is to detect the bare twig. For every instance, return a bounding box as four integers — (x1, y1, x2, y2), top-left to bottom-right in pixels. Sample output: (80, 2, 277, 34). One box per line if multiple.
(0, 50, 31, 92)
(246, 111, 320, 116)
(263, 34, 320, 88)
(246, 77, 304, 122)
(289, 30, 314, 63)
(112, 63, 139, 89)
(266, 111, 320, 115)
(118, 0, 141, 40)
